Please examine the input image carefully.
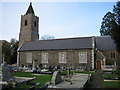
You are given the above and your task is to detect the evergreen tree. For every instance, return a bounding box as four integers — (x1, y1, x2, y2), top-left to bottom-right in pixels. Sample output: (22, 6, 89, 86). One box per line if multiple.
(100, 12, 115, 36)
(110, 1, 120, 67)
(111, 24, 120, 52)
(113, 1, 120, 25)
(111, 1, 120, 53)
(100, 1, 120, 53)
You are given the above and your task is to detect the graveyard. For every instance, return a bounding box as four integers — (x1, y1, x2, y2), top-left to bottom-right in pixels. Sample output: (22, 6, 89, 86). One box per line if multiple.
(10, 72, 52, 89)
(0, 63, 94, 89)
(9, 71, 92, 89)
(1, 1, 120, 90)
(0, 62, 120, 89)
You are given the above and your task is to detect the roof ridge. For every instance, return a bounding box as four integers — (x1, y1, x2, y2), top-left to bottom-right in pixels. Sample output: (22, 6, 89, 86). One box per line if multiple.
(28, 36, 92, 42)
(24, 36, 112, 43)
(95, 36, 111, 37)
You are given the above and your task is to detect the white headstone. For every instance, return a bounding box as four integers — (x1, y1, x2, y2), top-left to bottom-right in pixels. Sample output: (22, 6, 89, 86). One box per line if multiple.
(1, 62, 10, 81)
(51, 71, 62, 85)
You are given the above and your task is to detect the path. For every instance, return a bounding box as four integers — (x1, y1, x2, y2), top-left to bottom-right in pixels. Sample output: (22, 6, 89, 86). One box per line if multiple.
(90, 70, 104, 88)
(48, 73, 90, 89)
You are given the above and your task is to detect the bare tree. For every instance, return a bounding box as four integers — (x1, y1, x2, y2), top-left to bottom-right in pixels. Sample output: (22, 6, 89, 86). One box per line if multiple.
(41, 35, 55, 40)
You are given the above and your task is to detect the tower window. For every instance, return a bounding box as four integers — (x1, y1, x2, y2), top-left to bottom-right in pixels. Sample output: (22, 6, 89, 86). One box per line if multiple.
(25, 20, 27, 26)
(34, 21, 36, 27)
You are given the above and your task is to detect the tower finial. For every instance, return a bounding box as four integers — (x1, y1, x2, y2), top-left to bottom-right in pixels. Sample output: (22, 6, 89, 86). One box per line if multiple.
(30, 2, 32, 5)
(26, 2, 35, 15)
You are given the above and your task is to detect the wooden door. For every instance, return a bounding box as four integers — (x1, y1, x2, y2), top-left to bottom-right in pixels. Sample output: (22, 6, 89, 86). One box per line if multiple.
(96, 61, 102, 70)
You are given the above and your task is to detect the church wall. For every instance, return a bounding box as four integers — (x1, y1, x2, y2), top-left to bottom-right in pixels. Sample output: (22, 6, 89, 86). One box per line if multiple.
(98, 50, 118, 65)
(19, 49, 92, 70)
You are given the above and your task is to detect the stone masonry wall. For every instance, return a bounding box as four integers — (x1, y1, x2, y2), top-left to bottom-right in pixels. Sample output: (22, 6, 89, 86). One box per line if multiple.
(97, 50, 118, 65)
(19, 14, 39, 47)
(19, 49, 92, 70)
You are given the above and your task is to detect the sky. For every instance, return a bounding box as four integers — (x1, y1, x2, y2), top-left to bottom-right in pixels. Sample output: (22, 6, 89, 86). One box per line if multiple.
(0, 0, 117, 42)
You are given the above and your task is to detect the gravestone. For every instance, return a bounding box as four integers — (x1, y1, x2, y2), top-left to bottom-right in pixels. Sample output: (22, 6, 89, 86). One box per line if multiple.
(1, 62, 10, 81)
(67, 69, 71, 76)
(51, 71, 62, 85)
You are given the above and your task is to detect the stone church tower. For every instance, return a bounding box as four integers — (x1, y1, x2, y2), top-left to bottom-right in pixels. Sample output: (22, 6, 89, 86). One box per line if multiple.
(18, 3, 39, 47)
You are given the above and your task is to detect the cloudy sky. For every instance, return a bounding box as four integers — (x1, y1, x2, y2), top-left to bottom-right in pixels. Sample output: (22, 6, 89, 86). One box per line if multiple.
(0, 0, 117, 41)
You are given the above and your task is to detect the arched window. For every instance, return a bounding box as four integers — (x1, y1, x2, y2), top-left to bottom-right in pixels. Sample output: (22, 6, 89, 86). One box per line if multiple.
(110, 51, 116, 59)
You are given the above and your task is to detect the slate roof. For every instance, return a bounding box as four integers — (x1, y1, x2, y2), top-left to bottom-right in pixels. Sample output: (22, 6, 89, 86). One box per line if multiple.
(18, 36, 116, 52)
(95, 36, 116, 51)
(18, 37, 92, 51)
(26, 2, 35, 15)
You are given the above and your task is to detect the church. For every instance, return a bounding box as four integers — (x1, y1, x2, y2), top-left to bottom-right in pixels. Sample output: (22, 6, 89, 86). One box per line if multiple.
(17, 3, 118, 71)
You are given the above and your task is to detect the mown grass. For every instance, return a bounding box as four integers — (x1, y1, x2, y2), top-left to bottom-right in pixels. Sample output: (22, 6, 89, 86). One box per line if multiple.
(75, 71, 95, 74)
(60, 71, 95, 75)
(10, 72, 52, 89)
(9, 83, 32, 90)
(30, 75, 52, 87)
(11, 72, 33, 77)
(103, 70, 120, 88)
(104, 81, 120, 88)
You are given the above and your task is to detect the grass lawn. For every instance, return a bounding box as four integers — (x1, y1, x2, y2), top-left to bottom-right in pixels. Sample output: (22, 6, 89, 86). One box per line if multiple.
(103, 71, 120, 88)
(60, 71, 95, 75)
(9, 83, 32, 90)
(75, 71, 95, 74)
(11, 72, 33, 77)
(10, 72, 52, 89)
(104, 81, 120, 88)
